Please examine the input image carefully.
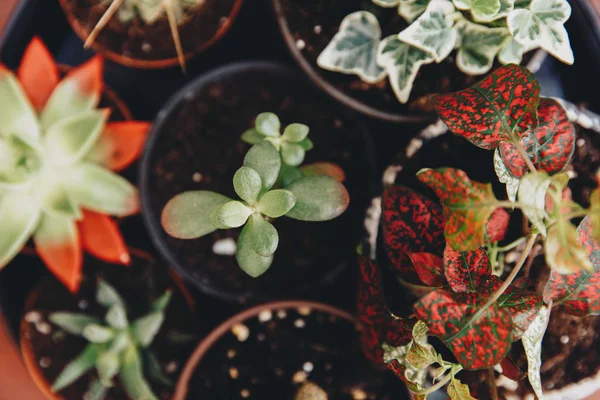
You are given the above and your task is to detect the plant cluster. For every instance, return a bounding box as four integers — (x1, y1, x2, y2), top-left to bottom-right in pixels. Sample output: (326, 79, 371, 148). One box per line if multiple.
(161, 113, 350, 277)
(358, 64, 599, 399)
(49, 280, 172, 400)
(318, 0, 574, 104)
(0, 38, 146, 293)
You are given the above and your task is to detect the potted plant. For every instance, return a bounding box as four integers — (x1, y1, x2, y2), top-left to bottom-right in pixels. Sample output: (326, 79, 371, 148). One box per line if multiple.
(20, 249, 197, 400)
(272, 0, 571, 123)
(58, 0, 244, 70)
(140, 61, 376, 303)
(172, 300, 409, 399)
(356, 64, 600, 399)
(0, 36, 149, 293)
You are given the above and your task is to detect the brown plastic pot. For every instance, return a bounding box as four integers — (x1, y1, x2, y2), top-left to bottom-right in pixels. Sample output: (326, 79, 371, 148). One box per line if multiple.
(20, 249, 196, 400)
(58, 0, 244, 69)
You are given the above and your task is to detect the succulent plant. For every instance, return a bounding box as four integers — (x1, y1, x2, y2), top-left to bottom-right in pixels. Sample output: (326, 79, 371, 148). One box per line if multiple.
(0, 38, 148, 292)
(85, 0, 206, 71)
(49, 280, 171, 400)
(319, 0, 573, 104)
(162, 113, 350, 277)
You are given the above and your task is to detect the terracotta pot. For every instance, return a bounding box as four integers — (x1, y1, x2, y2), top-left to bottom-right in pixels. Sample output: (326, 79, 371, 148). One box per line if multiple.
(58, 0, 244, 69)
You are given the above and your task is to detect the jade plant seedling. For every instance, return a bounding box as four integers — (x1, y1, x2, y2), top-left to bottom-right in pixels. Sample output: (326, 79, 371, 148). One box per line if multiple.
(85, 0, 205, 71)
(162, 113, 350, 277)
(358, 64, 599, 399)
(49, 280, 172, 400)
(0, 37, 147, 293)
(319, 0, 573, 104)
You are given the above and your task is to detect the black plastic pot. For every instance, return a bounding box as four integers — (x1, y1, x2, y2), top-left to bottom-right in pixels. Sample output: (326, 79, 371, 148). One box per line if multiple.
(140, 61, 377, 304)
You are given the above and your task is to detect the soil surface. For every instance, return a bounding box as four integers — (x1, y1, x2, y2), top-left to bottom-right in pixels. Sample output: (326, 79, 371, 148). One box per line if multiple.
(383, 125, 600, 397)
(20, 252, 197, 400)
(145, 65, 374, 303)
(61, 0, 238, 62)
(185, 305, 408, 399)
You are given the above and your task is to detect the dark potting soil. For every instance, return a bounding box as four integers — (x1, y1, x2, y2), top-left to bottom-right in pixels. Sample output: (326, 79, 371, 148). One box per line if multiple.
(382, 125, 600, 396)
(20, 252, 197, 400)
(185, 305, 409, 399)
(61, 0, 238, 62)
(277, 0, 534, 116)
(145, 66, 373, 302)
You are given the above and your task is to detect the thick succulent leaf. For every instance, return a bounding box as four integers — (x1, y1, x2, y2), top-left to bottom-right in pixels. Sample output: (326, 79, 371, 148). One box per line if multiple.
(247, 213, 279, 257)
(0, 67, 40, 140)
(52, 344, 99, 393)
(417, 168, 498, 252)
(453, 0, 501, 21)
(255, 112, 281, 138)
(243, 142, 281, 190)
(62, 163, 139, 217)
(518, 172, 551, 236)
(233, 166, 262, 205)
(382, 185, 445, 274)
(282, 123, 309, 142)
(281, 142, 305, 167)
(132, 312, 164, 347)
(285, 176, 349, 221)
(145, 351, 172, 386)
(279, 164, 304, 187)
(432, 64, 540, 150)
(407, 252, 445, 286)
(78, 209, 130, 265)
(373, 0, 399, 6)
(34, 213, 82, 293)
(97, 280, 125, 309)
(236, 221, 273, 277)
(414, 289, 513, 370)
(258, 189, 296, 218)
(40, 56, 102, 129)
(487, 208, 509, 242)
(86, 121, 150, 172)
(317, 12, 386, 84)
(399, 0, 432, 22)
(398, 0, 457, 62)
(522, 306, 551, 400)
(82, 324, 115, 343)
(498, 98, 575, 179)
(151, 290, 172, 312)
(298, 137, 314, 151)
(544, 217, 600, 315)
(105, 304, 128, 329)
(85, 379, 109, 400)
(210, 200, 252, 229)
(507, 0, 573, 64)
(443, 245, 491, 293)
(0, 190, 40, 268)
(37, 171, 80, 218)
(0, 135, 43, 188)
(376, 36, 435, 104)
(545, 221, 592, 275)
(447, 376, 476, 399)
(17, 37, 59, 111)
(162, 191, 231, 239)
(44, 109, 109, 167)
(49, 312, 101, 336)
(119, 346, 158, 400)
(300, 162, 346, 182)
(455, 20, 509, 75)
(241, 128, 263, 144)
(96, 351, 120, 386)
(494, 148, 519, 202)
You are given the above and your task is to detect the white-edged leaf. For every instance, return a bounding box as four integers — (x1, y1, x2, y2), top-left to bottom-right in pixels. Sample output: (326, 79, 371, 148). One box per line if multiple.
(317, 11, 387, 84)
(119, 346, 158, 400)
(210, 200, 252, 229)
(507, 0, 573, 64)
(49, 312, 101, 336)
(105, 304, 128, 329)
(247, 213, 279, 257)
(132, 312, 164, 347)
(453, 0, 501, 21)
(498, 37, 536, 64)
(494, 148, 519, 203)
(244, 142, 281, 190)
(518, 172, 550, 236)
(0, 190, 40, 268)
(97, 280, 125, 308)
(399, 0, 432, 22)
(398, 0, 457, 62)
(52, 344, 99, 392)
(0, 69, 40, 140)
(233, 166, 262, 205)
(455, 20, 509, 75)
(236, 222, 273, 277)
(377, 35, 435, 104)
(522, 305, 550, 400)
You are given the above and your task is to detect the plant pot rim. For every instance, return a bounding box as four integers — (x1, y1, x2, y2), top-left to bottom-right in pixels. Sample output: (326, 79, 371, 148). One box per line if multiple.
(139, 59, 377, 304)
(173, 300, 357, 400)
(271, 0, 547, 124)
(58, 0, 245, 69)
(19, 247, 195, 400)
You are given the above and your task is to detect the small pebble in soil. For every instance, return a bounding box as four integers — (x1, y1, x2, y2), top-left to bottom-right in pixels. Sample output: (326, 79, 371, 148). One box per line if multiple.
(568, 169, 577, 178)
(213, 238, 237, 256)
(277, 310, 287, 319)
(258, 310, 272, 322)
(296, 39, 306, 50)
(231, 323, 250, 342)
(36, 322, 52, 335)
(313, 25, 322, 34)
(351, 388, 368, 400)
(295, 319, 306, 328)
(192, 172, 203, 182)
(257, 333, 266, 342)
(303, 362, 314, 373)
(577, 138, 586, 147)
(227, 349, 237, 359)
(166, 361, 178, 373)
(78, 299, 88, 310)
(324, 363, 332, 371)
(334, 119, 343, 129)
(39, 357, 51, 368)
(275, 367, 284, 376)
(141, 42, 152, 53)
(220, 16, 229, 26)
(24, 311, 41, 323)
(561, 335, 570, 344)
(297, 307, 311, 316)
(293, 371, 308, 384)
(240, 389, 250, 398)
(229, 367, 239, 379)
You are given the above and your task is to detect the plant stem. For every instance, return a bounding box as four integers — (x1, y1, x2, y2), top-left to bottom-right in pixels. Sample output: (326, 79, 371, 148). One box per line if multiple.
(510, 137, 537, 173)
(415, 367, 462, 396)
(85, 0, 126, 48)
(496, 237, 527, 252)
(488, 368, 499, 400)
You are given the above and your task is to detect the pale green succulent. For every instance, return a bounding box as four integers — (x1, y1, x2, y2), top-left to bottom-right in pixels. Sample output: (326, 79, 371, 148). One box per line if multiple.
(49, 280, 172, 400)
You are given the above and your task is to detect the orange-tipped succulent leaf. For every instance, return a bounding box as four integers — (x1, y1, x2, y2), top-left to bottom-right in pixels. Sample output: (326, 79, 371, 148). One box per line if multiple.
(87, 121, 151, 171)
(78, 209, 130, 265)
(17, 36, 60, 111)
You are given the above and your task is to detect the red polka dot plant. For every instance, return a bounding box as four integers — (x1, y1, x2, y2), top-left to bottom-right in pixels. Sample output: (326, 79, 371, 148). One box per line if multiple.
(357, 65, 600, 399)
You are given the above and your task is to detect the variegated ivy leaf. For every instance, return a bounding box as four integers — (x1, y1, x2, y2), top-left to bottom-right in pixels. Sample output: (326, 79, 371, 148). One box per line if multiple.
(455, 20, 509, 75)
(317, 12, 386, 84)
(398, 0, 458, 63)
(507, 0, 574, 64)
(376, 36, 435, 104)
(453, 0, 501, 21)
(518, 172, 551, 236)
(447, 375, 476, 399)
(373, 0, 400, 6)
(399, 0, 432, 22)
(498, 37, 535, 65)
(494, 148, 519, 202)
(522, 305, 551, 400)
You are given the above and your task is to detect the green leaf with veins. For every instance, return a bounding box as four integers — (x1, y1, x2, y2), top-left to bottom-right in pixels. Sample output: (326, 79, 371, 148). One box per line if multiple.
(399, 0, 432, 22)
(453, 0, 501, 21)
(210, 200, 252, 229)
(455, 20, 509, 75)
(247, 213, 279, 257)
(236, 221, 274, 277)
(244, 142, 281, 190)
(447, 375, 476, 399)
(233, 166, 262, 205)
(286, 176, 350, 222)
(282, 123, 309, 142)
(258, 189, 296, 218)
(162, 191, 231, 239)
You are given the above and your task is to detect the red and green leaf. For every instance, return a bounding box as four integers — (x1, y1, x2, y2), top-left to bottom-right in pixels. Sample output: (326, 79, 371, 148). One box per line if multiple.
(381, 185, 445, 274)
(544, 216, 600, 316)
(408, 252, 445, 287)
(443, 246, 491, 293)
(498, 98, 575, 179)
(414, 289, 513, 370)
(432, 64, 540, 150)
(417, 168, 498, 252)
(486, 208, 509, 243)
(500, 355, 527, 381)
